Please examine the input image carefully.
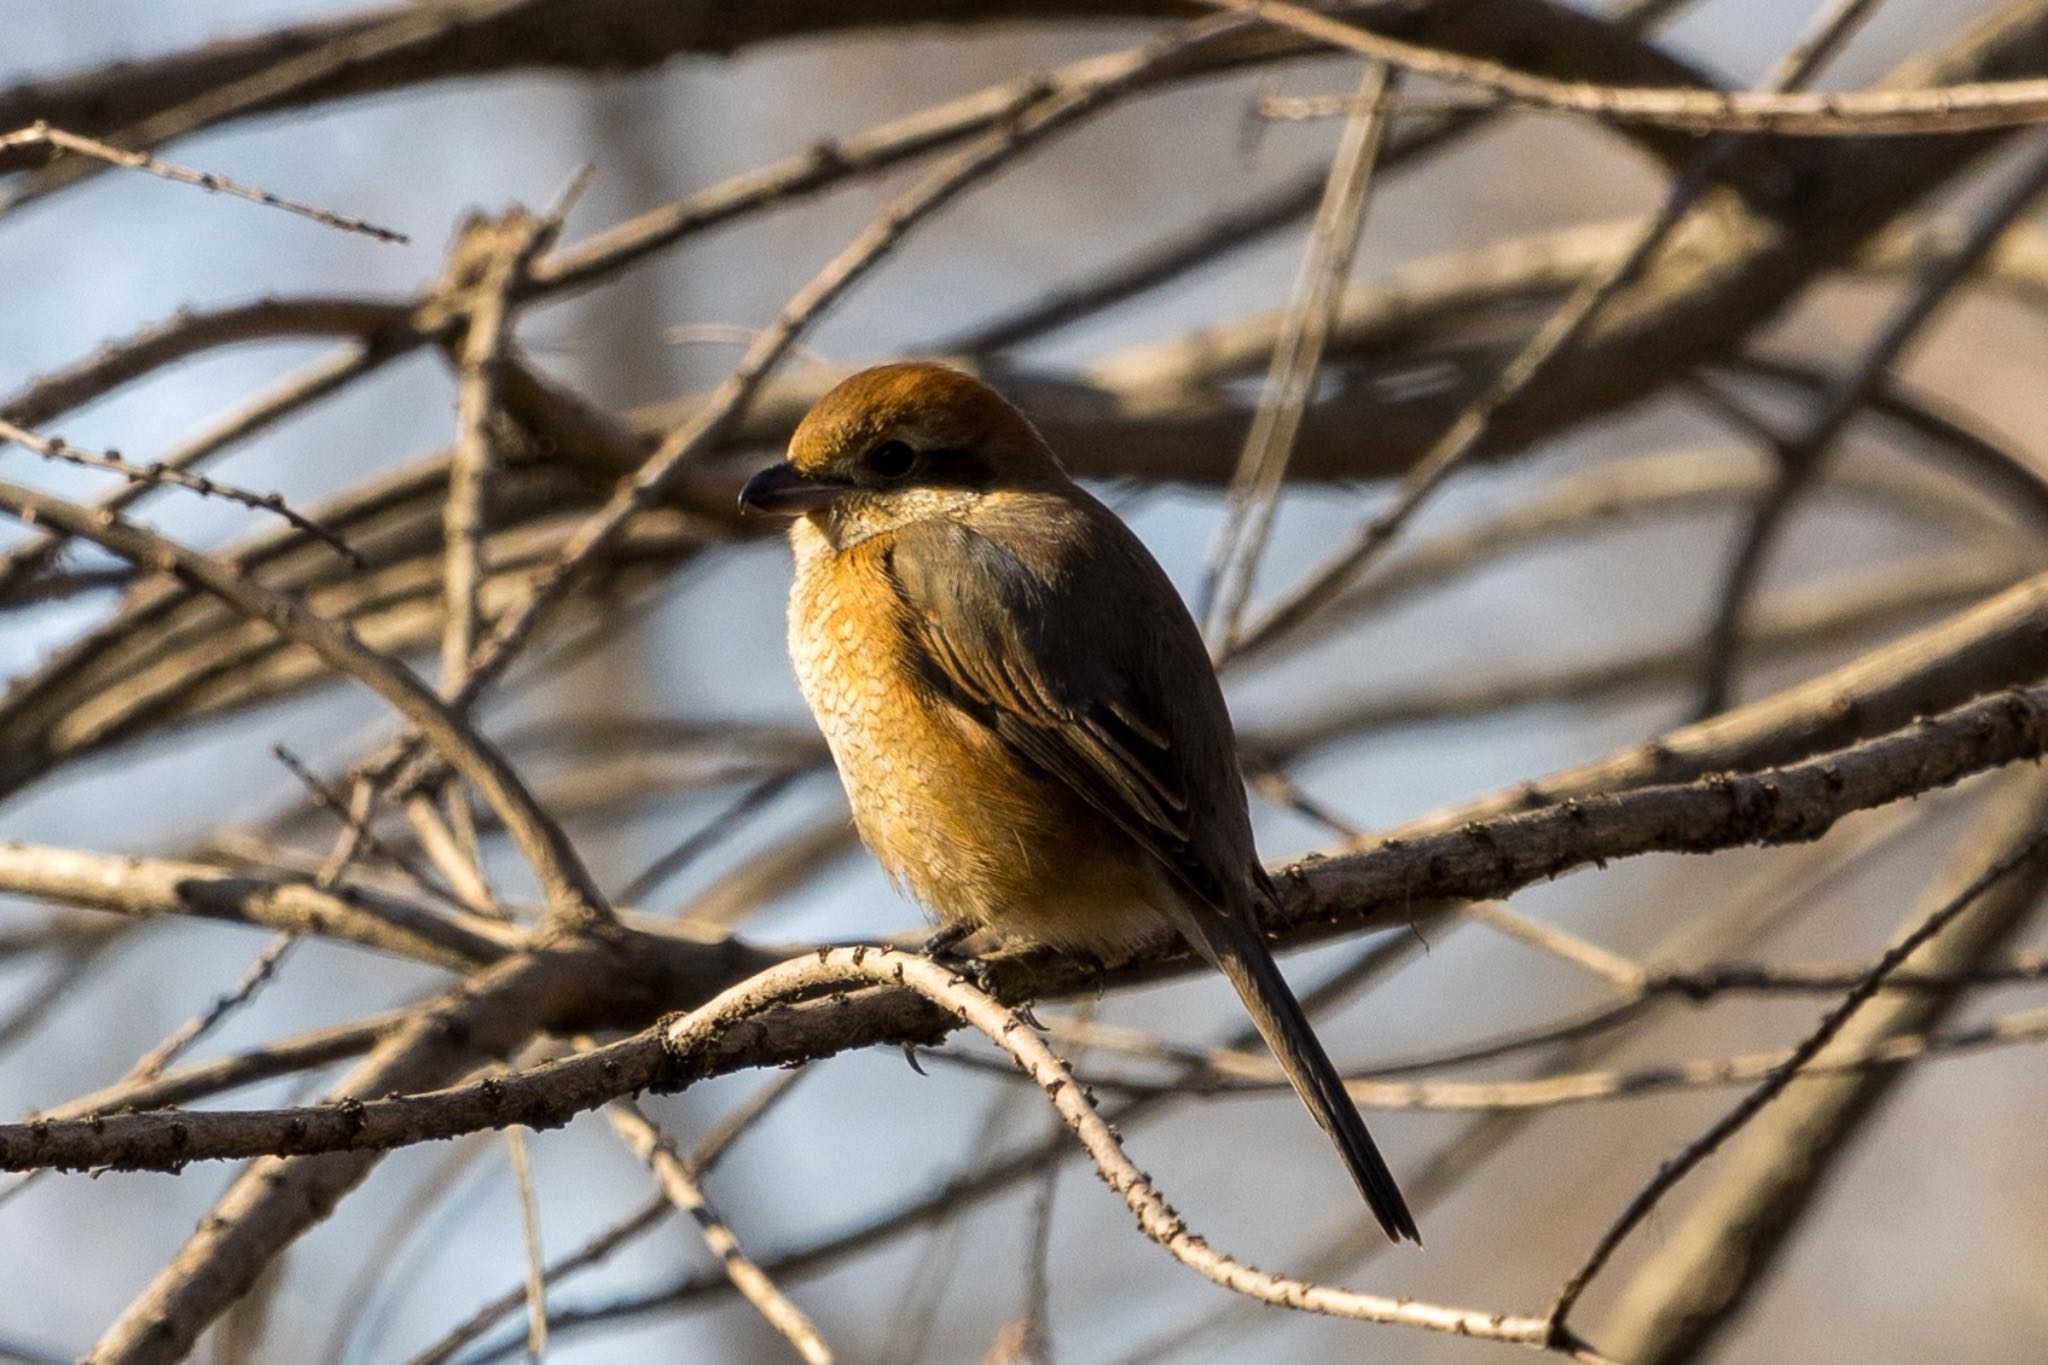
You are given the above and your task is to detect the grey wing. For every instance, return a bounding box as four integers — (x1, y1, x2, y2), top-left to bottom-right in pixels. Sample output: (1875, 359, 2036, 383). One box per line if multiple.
(889, 506, 1420, 1245)
(883, 504, 1253, 911)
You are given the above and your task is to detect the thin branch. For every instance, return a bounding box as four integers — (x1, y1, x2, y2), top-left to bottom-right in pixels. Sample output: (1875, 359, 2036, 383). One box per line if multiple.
(939, 1000, 2048, 1110)
(0, 843, 515, 970)
(1200, 59, 1396, 643)
(615, 770, 806, 907)
(0, 2, 529, 221)
(1461, 902, 1649, 994)
(1598, 777, 2048, 1361)
(531, 21, 1273, 299)
(82, 943, 618, 1362)
(1691, 132, 2048, 716)
(1212, 0, 2048, 135)
(882, 1068, 1037, 1365)
(0, 122, 405, 240)
(105, 743, 394, 1089)
(401, 1197, 671, 1365)
(434, 207, 559, 901)
(37, 1012, 406, 1121)
(1252, 546, 2026, 758)
(118, 934, 298, 1085)
(0, 478, 612, 928)
(942, 162, 1330, 355)
(1646, 952, 2048, 996)
(0, 939, 119, 1058)
(269, 743, 461, 913)
(694, 952, 1566, 1349)
(938, 0, 1692, 357)
(325, 1132, 504, 1365)
(0, 340, 391, 603)
(1543, 809, 2048, 1338)
(404, 1069, 808, 1365)
(0, 297, 411, 431)
(1250, 789, 1655, 990)
(0, 415, 360, 565)
(1222, 0, 1884, 662)
(606, 1099, 833, 1365)
(1242, 444, 2006, 669)
(1387, 566, 2048, 841)
(502, 1125, 548, 1362)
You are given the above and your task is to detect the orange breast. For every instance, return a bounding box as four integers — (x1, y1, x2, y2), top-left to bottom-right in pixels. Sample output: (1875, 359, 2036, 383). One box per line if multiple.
(786, 524, 1167, 952)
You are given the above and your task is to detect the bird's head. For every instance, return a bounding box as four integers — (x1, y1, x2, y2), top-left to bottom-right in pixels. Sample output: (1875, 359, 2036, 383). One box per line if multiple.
(739, 363, 1065, 536)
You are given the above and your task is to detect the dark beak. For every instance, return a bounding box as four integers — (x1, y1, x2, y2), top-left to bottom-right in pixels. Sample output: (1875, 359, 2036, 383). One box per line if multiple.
(737, 461, 851, 516)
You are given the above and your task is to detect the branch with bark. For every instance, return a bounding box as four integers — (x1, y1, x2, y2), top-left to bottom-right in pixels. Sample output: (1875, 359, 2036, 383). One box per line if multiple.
(8, 2, 2048, 1361)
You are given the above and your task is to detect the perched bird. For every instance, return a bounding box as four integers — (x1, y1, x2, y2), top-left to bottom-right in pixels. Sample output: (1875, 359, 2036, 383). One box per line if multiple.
(741, 362, 1419, 1244)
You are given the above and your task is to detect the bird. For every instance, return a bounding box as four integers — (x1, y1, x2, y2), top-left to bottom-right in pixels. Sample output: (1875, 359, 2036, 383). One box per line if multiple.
(740, 361, 1419, 1244)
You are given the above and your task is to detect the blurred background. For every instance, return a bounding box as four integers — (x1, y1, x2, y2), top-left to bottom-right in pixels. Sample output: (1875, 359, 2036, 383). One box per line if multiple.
(4, 2, 2048, 1361)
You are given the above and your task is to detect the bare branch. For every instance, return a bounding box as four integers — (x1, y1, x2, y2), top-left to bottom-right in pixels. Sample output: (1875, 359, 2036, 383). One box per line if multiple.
(0, 123, 405, 240)
(0, 844, 514, 970)
(502, 1124, 548, 1361)
(606, 1098, 833, 1365)
(1595, 776, 2048, 1360)
(1223, 0, 1884, 662)
(12, 673, 2048, 1176)
(1200, 58, 1396, 641)
(1692, 132, 2048, 715)
(0, 415, 360, 565)
(1544, 792, 2048, 1338)
(1217, 0, 2048, 135)
(0, 479, 612, 929)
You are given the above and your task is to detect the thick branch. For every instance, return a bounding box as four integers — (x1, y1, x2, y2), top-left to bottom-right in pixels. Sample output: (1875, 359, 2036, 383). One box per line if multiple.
(1, 0, 1703, 164)
(10, 676, 2047, 1175)
(0, 845, 516, 971)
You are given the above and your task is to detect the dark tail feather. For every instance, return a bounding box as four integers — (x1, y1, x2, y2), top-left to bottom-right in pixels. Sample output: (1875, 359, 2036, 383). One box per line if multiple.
(1172, 905, 1421, 1245)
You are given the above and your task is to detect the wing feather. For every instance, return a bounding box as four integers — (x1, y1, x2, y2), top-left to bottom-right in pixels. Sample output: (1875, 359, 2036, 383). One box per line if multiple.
(883, 508, 1241, 909)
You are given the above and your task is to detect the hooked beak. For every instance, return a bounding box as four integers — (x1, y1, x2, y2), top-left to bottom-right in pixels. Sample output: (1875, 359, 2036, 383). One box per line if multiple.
(737, 461, 851, 517)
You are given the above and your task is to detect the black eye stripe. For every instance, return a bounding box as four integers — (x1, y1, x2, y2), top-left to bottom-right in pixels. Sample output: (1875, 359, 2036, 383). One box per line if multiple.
(867, 440, 916, 478)
(861, 443, 991, 488)
(916, 450, 992, 489)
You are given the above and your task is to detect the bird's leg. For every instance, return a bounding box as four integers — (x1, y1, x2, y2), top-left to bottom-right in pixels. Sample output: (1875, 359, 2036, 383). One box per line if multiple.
(1072, 946, 1111, 996)
(921, 922, 1006, 999)
(920, 923, 973, 959)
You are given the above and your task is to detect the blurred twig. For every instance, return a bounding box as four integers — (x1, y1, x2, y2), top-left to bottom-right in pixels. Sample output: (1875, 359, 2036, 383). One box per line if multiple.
(1691, 133, 2048, 716)
(1200, 59, 1396, 642)
(606, 1098, 832, 1365)
(1544, 799, 2048, 1341)
(0, 122, 405, 240)
(0, 415, 360, 564)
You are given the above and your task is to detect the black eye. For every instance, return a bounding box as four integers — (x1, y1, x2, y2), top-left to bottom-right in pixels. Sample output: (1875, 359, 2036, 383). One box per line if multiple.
(867, 440, 916, 479)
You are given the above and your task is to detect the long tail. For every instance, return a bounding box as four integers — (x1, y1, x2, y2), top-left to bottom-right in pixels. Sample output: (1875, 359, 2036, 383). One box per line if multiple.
(1170, 902, 1421, 1244)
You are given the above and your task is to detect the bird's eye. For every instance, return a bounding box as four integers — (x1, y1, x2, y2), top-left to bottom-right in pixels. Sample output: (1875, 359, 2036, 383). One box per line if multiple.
(866, 440, 917, 479)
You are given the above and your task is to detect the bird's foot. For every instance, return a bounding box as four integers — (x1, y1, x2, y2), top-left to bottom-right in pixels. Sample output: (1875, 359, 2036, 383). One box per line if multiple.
(921, 923, 973, 960)
(921, 924, 1002, 997)
(1071, 946, 1112, 996)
